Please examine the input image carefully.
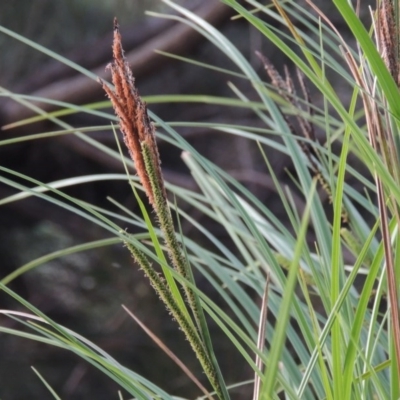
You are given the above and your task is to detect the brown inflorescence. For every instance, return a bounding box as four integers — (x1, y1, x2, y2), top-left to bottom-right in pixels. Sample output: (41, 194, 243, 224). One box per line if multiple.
(100, 18, 166, 207)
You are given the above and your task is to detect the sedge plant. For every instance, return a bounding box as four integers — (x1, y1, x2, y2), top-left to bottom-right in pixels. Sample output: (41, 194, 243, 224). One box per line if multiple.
(0, 1, 400, 399)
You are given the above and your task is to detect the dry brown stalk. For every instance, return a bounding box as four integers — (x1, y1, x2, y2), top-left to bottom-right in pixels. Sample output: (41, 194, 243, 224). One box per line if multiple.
(343, 0, 400, 378)
(122, 305, 213, 400)
(100, 18, 167, 208)
(376, 0, 400, 379)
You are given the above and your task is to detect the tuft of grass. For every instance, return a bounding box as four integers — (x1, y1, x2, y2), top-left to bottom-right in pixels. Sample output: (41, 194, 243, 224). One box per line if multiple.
(1, 1, 400, 399)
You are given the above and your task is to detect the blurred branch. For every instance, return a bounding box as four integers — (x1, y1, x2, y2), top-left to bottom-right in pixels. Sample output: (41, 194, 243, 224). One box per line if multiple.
(2, 0, 231, 125)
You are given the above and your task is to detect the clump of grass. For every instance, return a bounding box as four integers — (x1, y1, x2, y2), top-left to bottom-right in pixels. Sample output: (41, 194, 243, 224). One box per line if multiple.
(2, 0, 400, 399)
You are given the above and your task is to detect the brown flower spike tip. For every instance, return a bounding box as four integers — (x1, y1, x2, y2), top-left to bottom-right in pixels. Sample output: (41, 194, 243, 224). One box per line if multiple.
(100, 18, 167, 207)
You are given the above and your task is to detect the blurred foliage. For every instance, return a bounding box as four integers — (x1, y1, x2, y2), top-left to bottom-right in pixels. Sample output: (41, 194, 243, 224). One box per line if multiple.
(0, 0, 187, 86)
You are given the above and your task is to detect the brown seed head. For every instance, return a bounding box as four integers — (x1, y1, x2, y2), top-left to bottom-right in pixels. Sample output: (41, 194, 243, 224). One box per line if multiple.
(100, 18, 166, 207)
